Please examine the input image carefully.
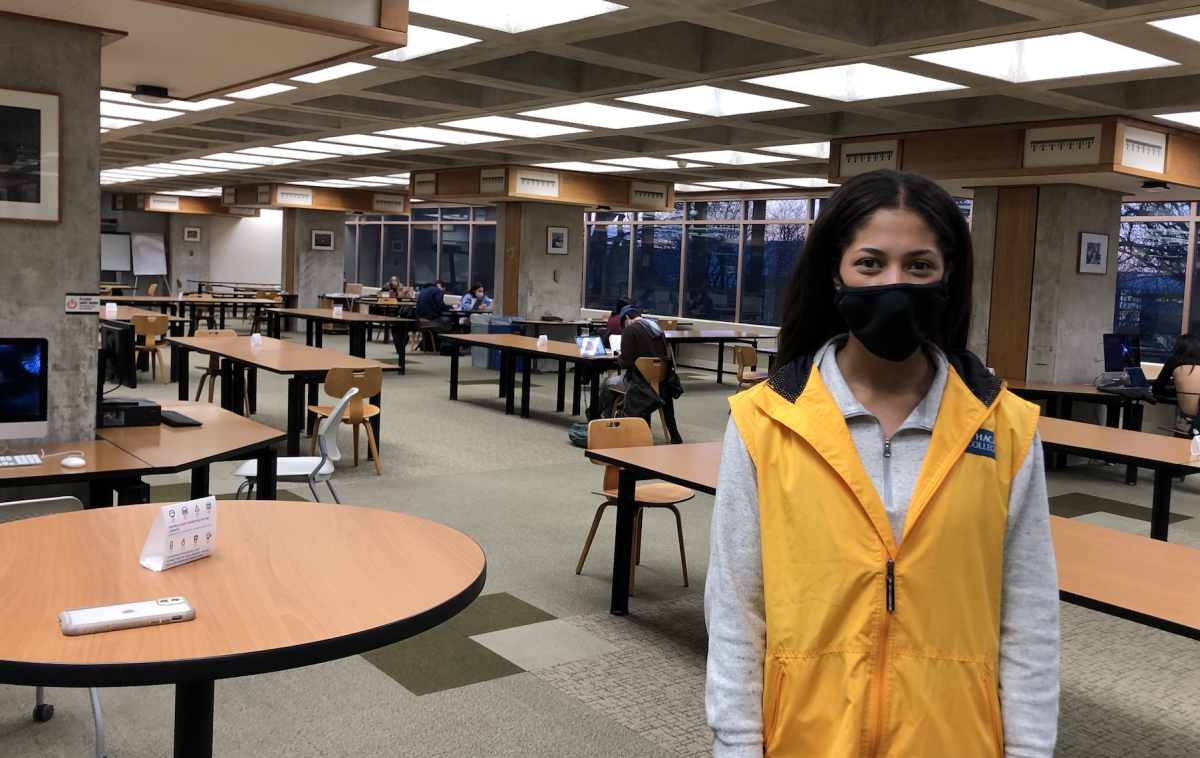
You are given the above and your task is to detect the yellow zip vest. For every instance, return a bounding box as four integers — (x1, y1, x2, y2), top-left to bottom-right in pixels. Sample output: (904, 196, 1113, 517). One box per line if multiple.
(729, 353, 1039, 758)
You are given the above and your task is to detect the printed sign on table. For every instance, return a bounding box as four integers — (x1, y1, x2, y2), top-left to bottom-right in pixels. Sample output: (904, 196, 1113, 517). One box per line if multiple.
(140, 497, 217, 572)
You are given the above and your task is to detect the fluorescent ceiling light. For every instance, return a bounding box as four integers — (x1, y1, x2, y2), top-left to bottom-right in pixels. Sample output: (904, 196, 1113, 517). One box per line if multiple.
(202, 152, 296, 166)
(104, 166, 175, 176)
(100, 128, 110, 134)
(533, 162, 635, 173)
(520, 103, 685, 129)
(441, 116, 588, 138)
(618, 86, 803, 117)
(237, 146, 333, 161)
(321, 134, 439, 150)
(746, 63, 965, 102)
(292, 179, 378, 188)
(670, 150, 792, 166)
(373, 26, 480, 62)
(100, 91, 230, 111)
(597, 157, 708, 169)
(100, 117, 141, 130)
(159, 188, 223, 196)
(375, 126, 507, 144)
(276, 140, 387, 156)
(1151, 14, 1200, 42)
(408, 0, 626, 34)
(766, 177, 838, 188)
(227, 83, 296, 100)
(697, 180, 789, 191)
(674, 183, 721, 193)
(291, 62, 375, 84)
(349, 175, 411, 185)
(100, 101, 183, 121)
(172, 158, 254, 170)
(145, 162, 222, 174)
(759, 142, 831, 159)
(913, 32, 1176, 82)
(1157, 112, 1200, 127)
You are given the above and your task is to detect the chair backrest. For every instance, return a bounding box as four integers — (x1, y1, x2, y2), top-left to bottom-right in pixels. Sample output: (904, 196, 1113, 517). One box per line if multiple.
(316, 387, 358, 462)
(587, 417, 653, 491)
(0, 496, 83, 524)
(735, 345, 760, 376)
(204, 283, 213, 292)
(147, 283, 158, 296)
(318, 296, 336, 310)
(634, 357, 668, 393)
(194, 329, 237, 339)
(377, 297, 398, 305)
(255, 290, 277, 300)
(324, 367, 383, 424)
(130, 314, 169, 338)
(346, 283, 364, 295)
(658, 318, 678, 331)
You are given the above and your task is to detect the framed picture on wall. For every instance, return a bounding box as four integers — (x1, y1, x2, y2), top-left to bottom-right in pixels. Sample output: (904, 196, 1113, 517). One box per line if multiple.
(547, 226, 568, 254)
(0, 87, 60, 223)
(311, 230, 335, 251)
(183, 227, 201, 242)
(1078, 232, 1109, 275)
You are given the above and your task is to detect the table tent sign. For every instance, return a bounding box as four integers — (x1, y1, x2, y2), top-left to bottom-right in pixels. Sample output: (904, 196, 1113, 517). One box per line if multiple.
(140, 497, 217, 571)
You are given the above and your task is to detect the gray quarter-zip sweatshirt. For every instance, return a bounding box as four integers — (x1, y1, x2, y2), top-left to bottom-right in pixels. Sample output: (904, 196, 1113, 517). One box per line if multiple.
(704, 338, 1060, 757)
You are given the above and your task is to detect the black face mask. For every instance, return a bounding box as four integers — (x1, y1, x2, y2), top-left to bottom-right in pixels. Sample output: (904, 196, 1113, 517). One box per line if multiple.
(834, 281, 949, 362)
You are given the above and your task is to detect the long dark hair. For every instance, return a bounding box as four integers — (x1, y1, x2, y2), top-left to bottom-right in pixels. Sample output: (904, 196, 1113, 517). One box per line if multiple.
(773, 169, 974, 369)
(1173, 333, 1200, 366)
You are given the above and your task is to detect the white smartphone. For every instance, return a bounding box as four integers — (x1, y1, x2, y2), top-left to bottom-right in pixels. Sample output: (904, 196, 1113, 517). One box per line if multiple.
(59, 597, 196, 637)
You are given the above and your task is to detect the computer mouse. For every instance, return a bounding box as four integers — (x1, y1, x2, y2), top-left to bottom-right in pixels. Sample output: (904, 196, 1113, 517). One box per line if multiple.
(61, 456, 86, 469)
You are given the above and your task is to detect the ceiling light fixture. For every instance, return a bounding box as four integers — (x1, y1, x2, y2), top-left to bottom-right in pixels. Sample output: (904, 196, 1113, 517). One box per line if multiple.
(765, 177, 839, 188)
(101, 90, 231, 111)
(132, 85, 171, 104)
(673, 183, 722, 193)
(202, 152, 297, 166)
(1156, 111, 1200, 128)
(373, 26, 480, 62)
(236, 146, 334, 161)
(618, 86, 804, 117)
(913, 32, 1176, 82)
(1142, 180, 1170, 193)
(276, 140, 387, 156)
(746, 63, 965, 102)
(596, 157, 709, 170)
(348, 176, 411, 185)
(532, 162, 636, 173)
(696, 180, 790, 191)
(759, 142, 831, 159)
(320, 134, 440, 150)
(669, 150, 793, 166)
(100, 101, 183, 121)
(290, 62, 376, 84)
(375, 126, 508, 145)
(519, 103, 685, 129)
(441, 116, 589, 138)
(172, 159, 254, 170)
(100, 117, 141, 130)
(227, 83, 296, 100)
(407, 0, 626, 34)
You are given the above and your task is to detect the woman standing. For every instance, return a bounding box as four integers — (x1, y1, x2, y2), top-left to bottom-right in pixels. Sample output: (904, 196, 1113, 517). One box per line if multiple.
(706, 170, 1059, 757)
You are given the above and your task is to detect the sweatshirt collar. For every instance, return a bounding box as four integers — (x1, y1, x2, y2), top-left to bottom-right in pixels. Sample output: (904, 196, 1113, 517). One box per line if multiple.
(814, 335, 948, 432)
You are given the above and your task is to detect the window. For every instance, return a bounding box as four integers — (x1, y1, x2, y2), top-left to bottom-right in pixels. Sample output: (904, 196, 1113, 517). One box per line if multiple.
(382, 225, 408, 285)
(440, 224, 470, 295)
(631, 225, 681, 316)
(346, 207, 496, 290)
(741, 224, 805, 326)
(472, 225, 496, 294)
(356, 224, 381, 287)
(411, 225, 438, 287)
(1121, 202, 1191, 217)
(688, 201, 741, 221)
(585, 222, 631, 310)
(1115, 219, 1188, 362)
(343, 226, 357, 284)
(684, 224, 739, 320)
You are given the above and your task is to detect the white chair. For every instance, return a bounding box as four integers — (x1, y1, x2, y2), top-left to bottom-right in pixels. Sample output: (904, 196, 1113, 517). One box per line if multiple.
(233, 388, 357, 503)
(0, 496, 107, 758)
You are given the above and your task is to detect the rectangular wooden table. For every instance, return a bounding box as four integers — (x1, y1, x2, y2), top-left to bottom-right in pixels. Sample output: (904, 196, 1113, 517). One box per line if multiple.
(101, 295, 281, 332)
(440, 333, 618, 419)
(167, 336, 396, 456)
(266, 308, 414, 366)
(664, 331, 764, 384)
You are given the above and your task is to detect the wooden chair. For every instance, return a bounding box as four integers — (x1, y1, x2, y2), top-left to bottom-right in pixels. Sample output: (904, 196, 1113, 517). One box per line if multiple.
(735, 345, 769, 393)
(186, 293, 215, 331)
(193, 329, 248, 414)
(175, 278, 182, 291)
(130, 314, 170, 385)
(318, 296, 350, 334)
(249, 291, 281, 334)
(576, 418, 692, 594)
(657, 318, 678, 331)
(609, 357, 672, 442)
(346, 283, 363, 295)
(147, 283, 157, 296)
(308, 367, 383, 475)
(412, 318, 441, 354)
(373, 297, 399, 343)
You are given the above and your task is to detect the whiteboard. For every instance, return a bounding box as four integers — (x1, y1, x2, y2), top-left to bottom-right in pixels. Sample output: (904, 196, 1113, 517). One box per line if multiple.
(100, 233, 132, 272)
(131, 233, 168, 276)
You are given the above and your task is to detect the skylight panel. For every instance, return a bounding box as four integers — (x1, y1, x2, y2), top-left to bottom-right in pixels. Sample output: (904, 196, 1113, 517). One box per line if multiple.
(145, 163, 222, 174)
(697, 181, 789, 191)
(669, 150, 793, 166)
(520, 103, 685, 129)
(321, 134, 439, 150)
(172, 159, 255, 170)
(100, 117, 141, 130)
(532, 162, 636, 173)
(759, 143, 831, 159)
(373, 26, 480, 62)
(913, 33, 1176, 83)
(100, 102, 183, 121)
(349, 176, 412, 185)
(159, 188, 223, 197)
(1151, 14, 1200, 42)
(276, 141, 387, 156)
(408, 0, 626, 34)
(746, 63, 965, 102)
(203, 152, 296, 166)
(674, 184, 722, 193)
(765, 177, 838, 188)
(441, 116, 588, 138)
(290, 62, 376, 84)
(376, 127, 508, 144)
(618, 86, 803, 117)
(1156, 112, 1200, 127)
(237, 146, 333, 161)
(227, 83, 296, 100)
(100, 91, 230, 111)
(597, 157, 709, 169)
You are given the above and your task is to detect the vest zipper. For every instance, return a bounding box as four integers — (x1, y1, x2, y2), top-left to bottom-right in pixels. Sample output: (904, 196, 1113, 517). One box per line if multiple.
(868, 559, 894, 758)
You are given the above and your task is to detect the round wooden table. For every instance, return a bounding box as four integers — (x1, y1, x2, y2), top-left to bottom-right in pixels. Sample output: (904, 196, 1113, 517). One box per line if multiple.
(0, 501, 486, 758)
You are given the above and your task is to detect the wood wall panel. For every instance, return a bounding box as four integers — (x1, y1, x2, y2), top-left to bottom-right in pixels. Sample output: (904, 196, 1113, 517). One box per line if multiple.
(901, 130, 1024, 175)
(502, 204, 522, 317)
(987, 186, 1039, 380)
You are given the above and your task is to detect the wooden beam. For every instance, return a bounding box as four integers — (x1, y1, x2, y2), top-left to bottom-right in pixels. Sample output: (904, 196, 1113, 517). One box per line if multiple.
(218, 184, 406, 213)
(0, 11, 127, 46)
(380, 0, 408, 32)
(111, 193, 260, 217)
(410, 164, 672, 211)
(987, 187, 1039, 381)
(135, 0, 408, 46)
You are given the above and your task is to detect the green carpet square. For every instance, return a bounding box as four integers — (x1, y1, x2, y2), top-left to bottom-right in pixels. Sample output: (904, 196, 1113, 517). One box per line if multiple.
(362, 624, 523, 696)
(1049, 492, 1190, 524)
(445, 592, 557, 637)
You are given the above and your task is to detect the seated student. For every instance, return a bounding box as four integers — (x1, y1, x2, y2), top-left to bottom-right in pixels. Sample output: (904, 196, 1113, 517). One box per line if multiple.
(460, 282, 492, 312)
(602, 306, 683, 443)
(606, 297, 633, 335)
(383, 276, 403, 298)
(1154, 333, 1200, 433)
(606, 306, 670, 389)
(416, 280, 453, 335)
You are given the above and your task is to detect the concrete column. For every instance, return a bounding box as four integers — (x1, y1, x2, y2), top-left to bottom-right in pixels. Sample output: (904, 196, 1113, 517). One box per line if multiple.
(0, 17, 101, 443)
(284, 209, 345, 308)
(494, 201, 585, 320)
(168, 215, 213, 292)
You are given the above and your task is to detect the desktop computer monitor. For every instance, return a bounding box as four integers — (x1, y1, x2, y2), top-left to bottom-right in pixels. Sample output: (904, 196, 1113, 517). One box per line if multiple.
(0, 337, 49, 440)
(99, 320, 137, 392)
(1102, 334, 1141, 373)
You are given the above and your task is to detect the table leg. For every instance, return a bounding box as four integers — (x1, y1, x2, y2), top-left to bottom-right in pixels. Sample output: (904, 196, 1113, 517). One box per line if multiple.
(315, 325, 323, 349)
(87, 480, 113, 509)
(232, 366, 247, 417)
(1151, 468, 1174, 542)
(115, 478, 150, 505)
(716, 341, 725, 384)
(256, 446, 277, 500)
(609, 468, 638, 616)
(557, 360, 566, 413)
(351, 325, 366, 358)
(248, 368, 257, 414)
(173, 680, 215, 758)
(219, 360, 234, 412)
(498, 352, 508, 398)
(286, 378, 303, 457)
(450, 349, 460, 400)
(307, 379, 318, 435)
(573, 366, 582, 416)
(590, 367, 600, 417)
(305, 320, 314, 347)
(190, 464, 210, 499)
(218, 303, 226, 330)
(369, 391, 382, 458)
(1124, 402, 1143, 486)
(521, 357, 532, 419)
(175, 347, 190, 401)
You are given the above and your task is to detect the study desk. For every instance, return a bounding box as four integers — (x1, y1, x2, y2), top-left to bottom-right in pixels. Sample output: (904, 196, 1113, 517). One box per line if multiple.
(167, 336, 396, 456)
(663, 331, 763, 384)
(440, 333, 618, 419)
(106, 305, 187, 324)
(0, 441, 152, 506)
(101, 295, 281, 333)
(1038, 416, 1200, 541)
(265, 308, 414, 366)
(0, 500, 486, 758)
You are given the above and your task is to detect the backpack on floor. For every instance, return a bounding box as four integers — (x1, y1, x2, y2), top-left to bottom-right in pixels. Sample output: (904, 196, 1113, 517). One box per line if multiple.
(568, 422, 589, 448)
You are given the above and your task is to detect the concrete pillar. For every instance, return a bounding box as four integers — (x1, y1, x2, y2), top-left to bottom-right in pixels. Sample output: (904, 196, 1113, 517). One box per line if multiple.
(168, 215, 213, 292)
(284, 209, 345, 308)
(0, 17, 101, 443)
(494, 201, 585, 319)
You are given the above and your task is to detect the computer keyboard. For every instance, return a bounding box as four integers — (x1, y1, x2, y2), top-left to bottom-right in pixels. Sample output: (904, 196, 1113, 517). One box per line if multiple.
(0, 454, 42, 467)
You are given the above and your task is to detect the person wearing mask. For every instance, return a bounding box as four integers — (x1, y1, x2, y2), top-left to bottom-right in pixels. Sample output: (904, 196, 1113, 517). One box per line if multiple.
(605, 296, 633, 335)
(383, 276, 403, 298)
(1153, 333, 1200, 433)
(460, 282, 492, 312)
(706, 169, 1059, 758)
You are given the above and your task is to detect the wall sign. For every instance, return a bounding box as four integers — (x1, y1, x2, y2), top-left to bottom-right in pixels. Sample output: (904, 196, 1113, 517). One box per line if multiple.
(148, 195, 180, 211)
(547, 226, 568, 254)
(630, 181, 668, 208)
(1078, 232, 1109, 275)
(373, 193, 406, 213)
(311, 230, 335, 250)
(1121, 127, 1167, 174)
(838, 140, 898, 177)
(516, 170, 560, 198)
(276, 185, 313, 206)
(480, 168, 506, 194)
(65, 293, 100, 314)
(1024, 125, 1102, 168)
(413, 173, 436, 195)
